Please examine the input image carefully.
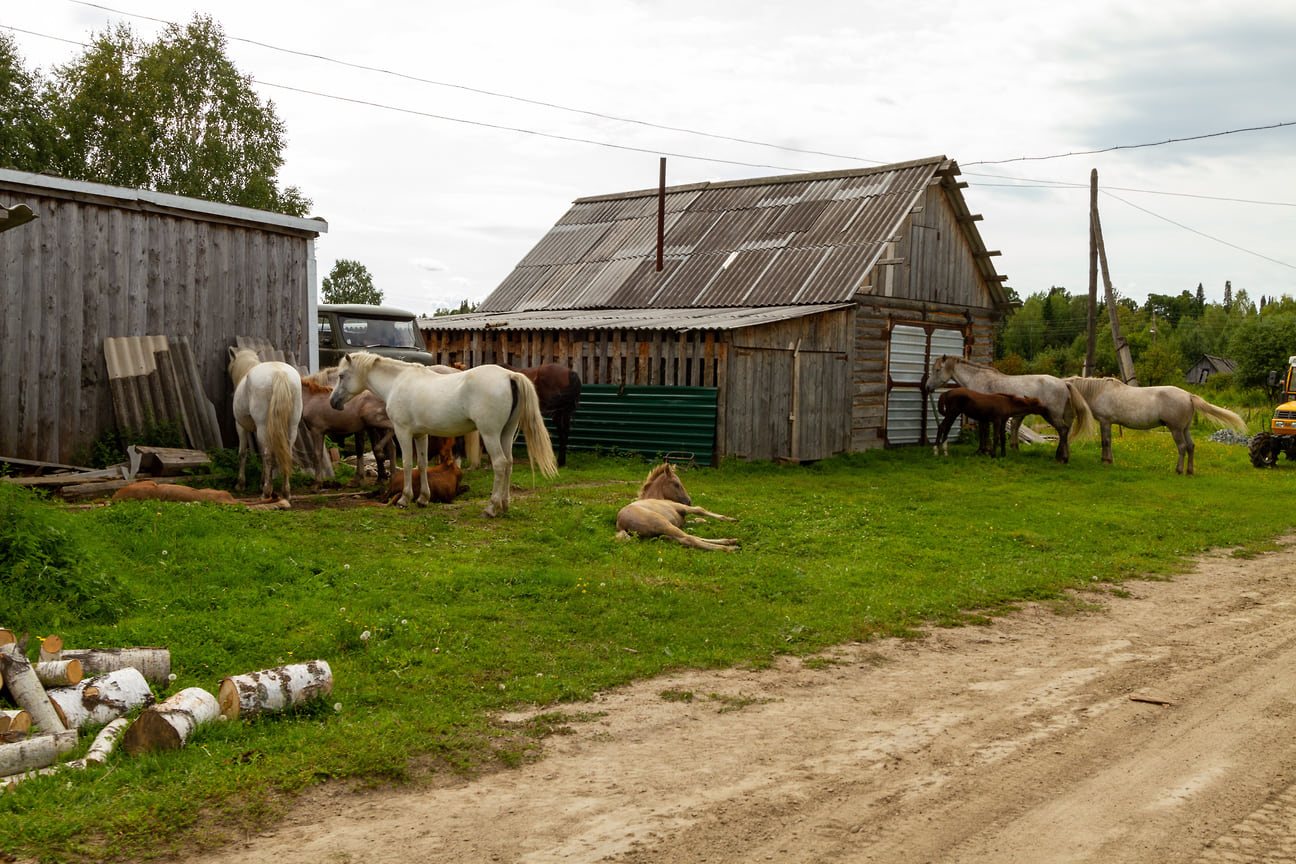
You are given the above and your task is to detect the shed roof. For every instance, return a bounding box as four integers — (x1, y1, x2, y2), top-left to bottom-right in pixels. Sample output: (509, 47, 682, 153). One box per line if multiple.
(419, 303, 855, 333)
(471, 156, 1006, 317)
(0, 168, 327, 236)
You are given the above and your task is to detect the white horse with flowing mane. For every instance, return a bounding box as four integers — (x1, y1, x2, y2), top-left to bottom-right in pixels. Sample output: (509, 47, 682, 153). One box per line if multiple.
(227, 347, 303, 501)
(1064, 376, 1246, 474)
(926, 355, 1094, 463)
(329, 352, 557, 516)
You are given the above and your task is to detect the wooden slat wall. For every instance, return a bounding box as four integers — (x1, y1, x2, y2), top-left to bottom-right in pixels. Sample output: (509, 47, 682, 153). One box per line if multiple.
(0, 185, 316, 464)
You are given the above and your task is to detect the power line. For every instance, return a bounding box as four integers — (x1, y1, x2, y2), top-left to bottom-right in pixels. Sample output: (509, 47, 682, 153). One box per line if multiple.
(1101, 190, 1296, 271)
(62, 0, 891, 168)
(963, 121, 1296, 166)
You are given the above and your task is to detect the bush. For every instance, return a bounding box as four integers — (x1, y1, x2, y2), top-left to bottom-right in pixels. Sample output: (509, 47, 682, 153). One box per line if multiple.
(0, 483, 131, 628)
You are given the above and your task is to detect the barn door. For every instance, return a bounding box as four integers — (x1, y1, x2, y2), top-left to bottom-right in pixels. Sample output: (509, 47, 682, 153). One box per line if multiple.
(885, 325, 965, 445)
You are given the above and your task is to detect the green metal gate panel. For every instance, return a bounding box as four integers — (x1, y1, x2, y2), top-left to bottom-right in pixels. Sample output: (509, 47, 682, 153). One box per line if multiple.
(546, 385, 718, 466)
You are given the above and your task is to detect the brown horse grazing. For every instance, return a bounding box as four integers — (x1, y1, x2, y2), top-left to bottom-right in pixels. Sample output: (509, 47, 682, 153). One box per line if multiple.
(382, 436, 468, 504)
(935, 388, 1048, 458)
(301, 368, 396, 488)
(506, 364, 581, 467)
(615, 463, 738, 552)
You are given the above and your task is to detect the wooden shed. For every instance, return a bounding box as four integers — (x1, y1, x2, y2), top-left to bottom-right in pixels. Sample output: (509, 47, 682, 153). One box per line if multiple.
(0, 168, 327, 465)
(421, 156, 1014, 463)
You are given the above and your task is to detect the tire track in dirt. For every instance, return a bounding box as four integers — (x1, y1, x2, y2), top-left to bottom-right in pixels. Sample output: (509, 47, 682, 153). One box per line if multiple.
(183, 536, 1296, 864)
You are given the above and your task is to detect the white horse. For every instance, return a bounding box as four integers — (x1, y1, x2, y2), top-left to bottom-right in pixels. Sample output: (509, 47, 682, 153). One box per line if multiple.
(227, 347, 303, 500)
(1064, 376, 1247, 474)
(329, 352, 558, 516)
(926, 355, 1094, 463)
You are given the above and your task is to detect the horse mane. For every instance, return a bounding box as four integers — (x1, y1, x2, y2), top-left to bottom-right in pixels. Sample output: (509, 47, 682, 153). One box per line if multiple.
(302, 366, 338, 387)
(302, 377, 332, 395)
(638, 463, 674, 497)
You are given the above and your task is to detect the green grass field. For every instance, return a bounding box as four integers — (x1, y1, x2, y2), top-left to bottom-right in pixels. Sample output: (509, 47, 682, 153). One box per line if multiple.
(3, 426, 1294, 863)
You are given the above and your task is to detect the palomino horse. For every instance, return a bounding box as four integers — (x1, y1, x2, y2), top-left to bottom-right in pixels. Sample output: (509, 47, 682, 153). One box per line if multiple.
(615, 463, 738, 551)
(227, 348, 303, 500)
(506, 364, 582, 467)
(1064, 376, 1247, 474)
(329, 352, 557, 516)
(300, 367, 396, 487)
(934, 388, 1048, 458)
(926, 355, 1094, 463)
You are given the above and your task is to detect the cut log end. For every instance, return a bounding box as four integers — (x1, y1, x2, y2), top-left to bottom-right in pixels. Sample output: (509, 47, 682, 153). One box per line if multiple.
(217, 678, 241, 721)
(122, 709, 184, 756)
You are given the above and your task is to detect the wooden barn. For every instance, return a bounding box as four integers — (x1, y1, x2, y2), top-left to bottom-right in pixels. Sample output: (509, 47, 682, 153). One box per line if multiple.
(0, 168, 327, 466)
(421, 156, 1014, 463)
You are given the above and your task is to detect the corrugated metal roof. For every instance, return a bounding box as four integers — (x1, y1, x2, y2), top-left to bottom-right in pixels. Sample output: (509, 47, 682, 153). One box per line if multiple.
(419, 303, 855, 333)
(477, 156, 1009, 315)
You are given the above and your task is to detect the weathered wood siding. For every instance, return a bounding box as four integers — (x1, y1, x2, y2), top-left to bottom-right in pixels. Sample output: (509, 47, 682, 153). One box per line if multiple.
(0, 176, 321, 464)
(423, 307, 854, 463)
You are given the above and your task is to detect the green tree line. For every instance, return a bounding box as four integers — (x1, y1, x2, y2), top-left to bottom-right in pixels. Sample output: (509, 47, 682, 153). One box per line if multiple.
(0, 18, 308, 215)
(995, 282, 1296, 394)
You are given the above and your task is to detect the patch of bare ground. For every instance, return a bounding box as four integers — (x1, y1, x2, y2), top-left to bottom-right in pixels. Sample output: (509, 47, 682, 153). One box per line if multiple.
(179, 534, 1296, 864)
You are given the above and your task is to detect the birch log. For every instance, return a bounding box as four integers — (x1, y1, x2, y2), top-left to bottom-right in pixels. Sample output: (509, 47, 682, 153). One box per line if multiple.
(0, 645, 66, 734)
(0, 730, 78, 777)
(123, 687, 220, 755)
(59, 647, 171, 686)
(218, 660, 333, 720)
(38, 635, 63, 663)
(1, 719, 131, 788)
(48, 668, 153, 730)
(34, 660, 82, 688)
(0, 710, 31, 734)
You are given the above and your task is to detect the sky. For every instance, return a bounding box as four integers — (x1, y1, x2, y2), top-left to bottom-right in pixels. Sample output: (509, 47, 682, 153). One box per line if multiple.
(5, 0, 1296, 315)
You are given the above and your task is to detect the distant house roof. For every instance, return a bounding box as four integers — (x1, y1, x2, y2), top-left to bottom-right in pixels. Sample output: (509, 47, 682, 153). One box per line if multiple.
(470, 156, 1008, 318)
(1194, 355, 1237, 374)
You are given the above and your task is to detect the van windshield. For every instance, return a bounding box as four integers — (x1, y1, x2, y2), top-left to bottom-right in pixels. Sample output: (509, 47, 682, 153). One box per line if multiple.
(337, 315, 422, 349)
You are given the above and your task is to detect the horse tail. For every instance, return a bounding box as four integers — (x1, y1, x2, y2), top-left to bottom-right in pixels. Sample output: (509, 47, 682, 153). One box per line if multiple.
(267, 369, 301, 478)
(937, 390, 949, 416)
(1190, 394, 1248, 432)
(508, 372, 559, 478)
(1065, 382, 1096, 442)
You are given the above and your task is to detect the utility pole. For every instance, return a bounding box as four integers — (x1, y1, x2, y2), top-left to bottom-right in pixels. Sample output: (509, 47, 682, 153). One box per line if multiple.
(1091, 170, 1138, 384)
(1085, 170, 1098, 376)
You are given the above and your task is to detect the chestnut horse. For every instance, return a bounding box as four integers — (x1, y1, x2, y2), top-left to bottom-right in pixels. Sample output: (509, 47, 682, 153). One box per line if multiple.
(615, 463, 738, 551)
(934, 388, 1048, 458)
(506, 364, 582, 467)
(301, 368, 396, 487)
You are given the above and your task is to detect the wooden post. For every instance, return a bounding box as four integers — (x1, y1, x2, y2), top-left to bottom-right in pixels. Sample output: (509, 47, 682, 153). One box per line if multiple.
(1091, 193, 1138, 385)
(1085, 170, 1098, 377)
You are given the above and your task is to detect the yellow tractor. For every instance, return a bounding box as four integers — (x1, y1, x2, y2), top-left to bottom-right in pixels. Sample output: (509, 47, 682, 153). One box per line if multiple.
(1250, 355, 1296, 467)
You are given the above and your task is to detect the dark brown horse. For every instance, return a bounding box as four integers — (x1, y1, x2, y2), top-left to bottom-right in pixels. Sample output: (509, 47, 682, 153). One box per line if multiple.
(934, 388, 1048, 458)
(506, 364, 581, 467)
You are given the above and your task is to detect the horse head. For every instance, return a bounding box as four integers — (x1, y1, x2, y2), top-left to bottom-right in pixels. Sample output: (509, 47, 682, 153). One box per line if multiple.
(926, 355, 957, 391)
(227, 347, 261, 386)
(329, 352, 370, 410)
(638, 463, 691, 506)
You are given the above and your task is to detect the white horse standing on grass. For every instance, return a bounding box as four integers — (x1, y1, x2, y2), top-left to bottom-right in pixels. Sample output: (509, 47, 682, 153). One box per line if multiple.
(328, 352, 557, 516)
(926, 355, 1094, 463)
(1064, 376, 1247, 474)
(227, 348, 303, 501)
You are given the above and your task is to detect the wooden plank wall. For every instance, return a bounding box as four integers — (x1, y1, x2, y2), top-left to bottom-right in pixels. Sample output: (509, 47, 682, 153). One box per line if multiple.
(0, 185, 315, 464)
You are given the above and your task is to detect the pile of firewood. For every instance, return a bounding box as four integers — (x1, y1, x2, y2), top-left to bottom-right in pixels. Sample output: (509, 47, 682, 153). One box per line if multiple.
(0, 628, 333, 789)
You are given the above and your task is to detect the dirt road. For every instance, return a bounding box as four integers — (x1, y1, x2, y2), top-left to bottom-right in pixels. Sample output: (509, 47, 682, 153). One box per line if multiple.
(189, 535, 1296, 864)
